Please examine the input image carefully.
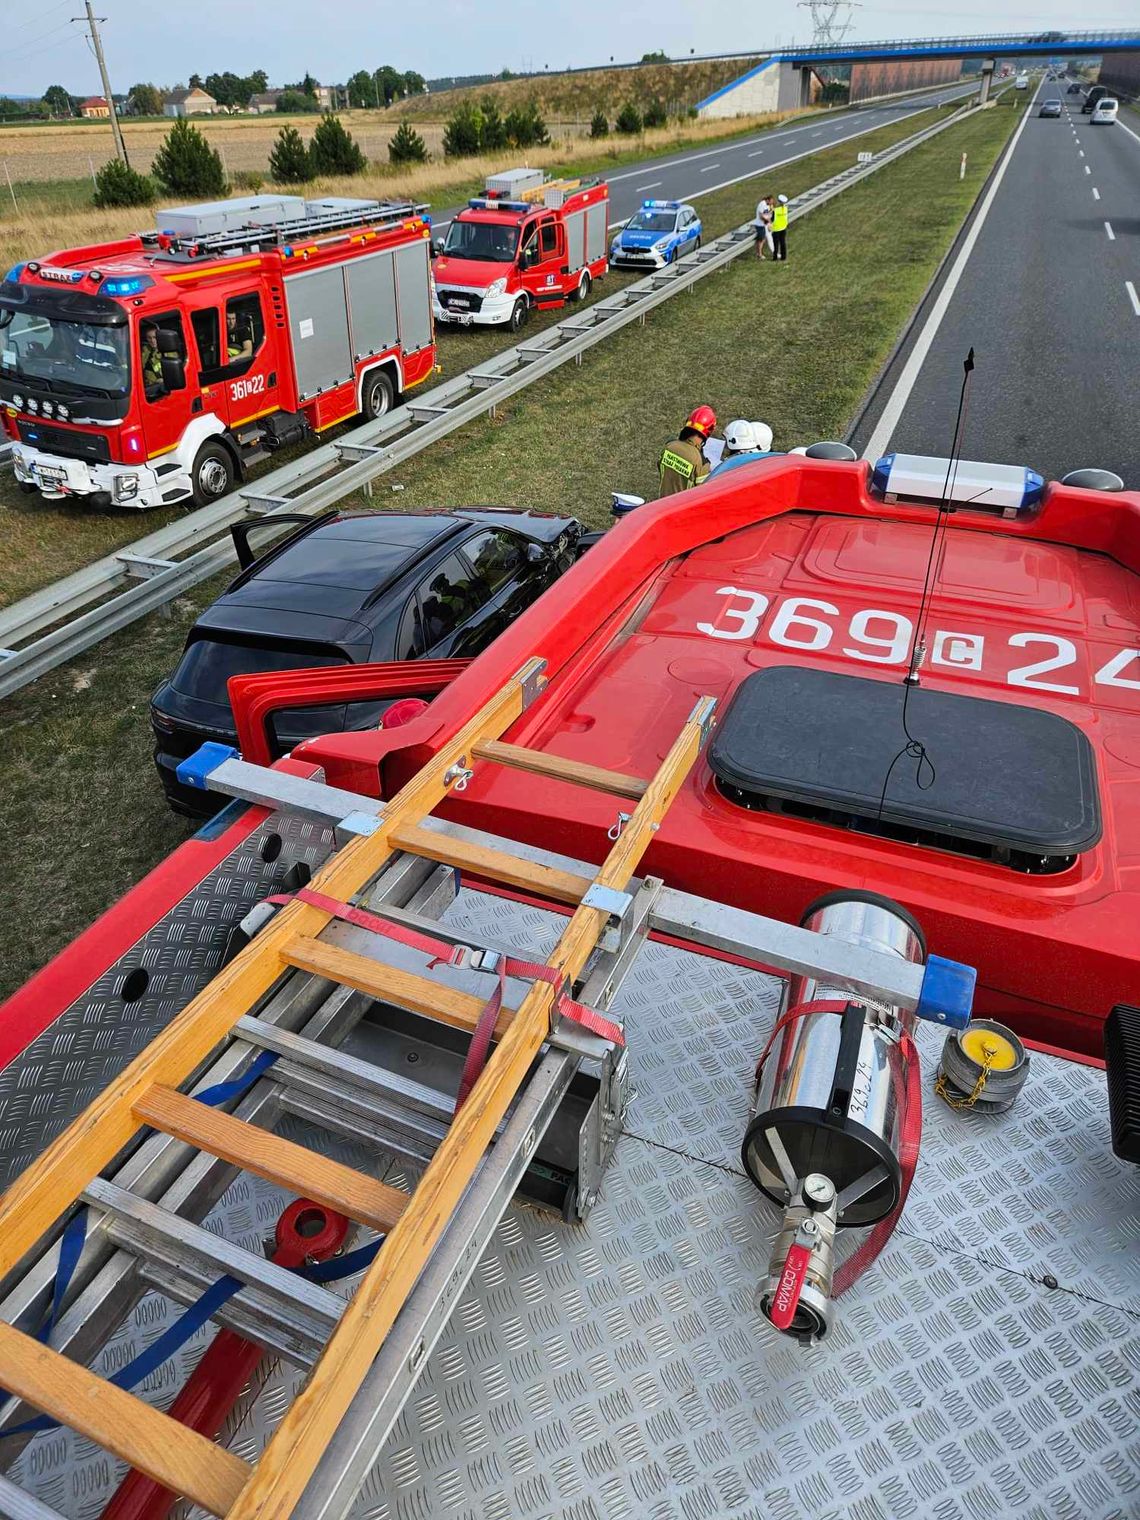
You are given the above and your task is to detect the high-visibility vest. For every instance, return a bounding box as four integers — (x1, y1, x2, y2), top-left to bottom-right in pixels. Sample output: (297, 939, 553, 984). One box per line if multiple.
(772, 203, 788, 232)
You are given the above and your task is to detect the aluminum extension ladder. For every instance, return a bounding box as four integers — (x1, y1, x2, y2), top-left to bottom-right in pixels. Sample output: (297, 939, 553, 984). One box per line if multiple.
(0, 658, 716, 1520)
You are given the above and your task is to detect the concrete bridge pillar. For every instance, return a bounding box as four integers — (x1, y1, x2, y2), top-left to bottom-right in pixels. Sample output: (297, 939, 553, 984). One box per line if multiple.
(978, 59, 996, 104)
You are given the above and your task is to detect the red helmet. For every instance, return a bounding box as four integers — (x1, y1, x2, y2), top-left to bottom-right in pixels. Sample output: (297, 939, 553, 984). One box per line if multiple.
(685, 405, 717, 439)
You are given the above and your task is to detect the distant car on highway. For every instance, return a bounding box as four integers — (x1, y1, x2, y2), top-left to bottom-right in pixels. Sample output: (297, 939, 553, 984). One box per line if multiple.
(1067, 82, 1082, 94)
(150, 507, 584, 814)
(1015, 74, 1029, 90)
(1090, 97, 1119, 124)
(1081, 85, 1109, 114)
(609, 200, 702, 270)
(1039, 99, 1062, 117)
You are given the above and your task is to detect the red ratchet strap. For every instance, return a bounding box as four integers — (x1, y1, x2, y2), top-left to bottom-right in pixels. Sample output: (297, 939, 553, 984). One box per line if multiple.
(269, 888, 625, 1111)
(834, 1029, 920, 1297)
(754, 999, 921, 1298)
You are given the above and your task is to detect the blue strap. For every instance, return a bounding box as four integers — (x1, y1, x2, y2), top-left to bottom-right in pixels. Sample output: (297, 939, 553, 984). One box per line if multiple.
(303, 1236, 383, 1283)
(35, 1207, 88, 1346)
(194, 1048, 279, 1107)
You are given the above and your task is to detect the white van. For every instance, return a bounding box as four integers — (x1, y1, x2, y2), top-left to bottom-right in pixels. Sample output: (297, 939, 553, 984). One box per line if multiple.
(1015, 73, 1029, 90)
(1091, 97, 1119, 124)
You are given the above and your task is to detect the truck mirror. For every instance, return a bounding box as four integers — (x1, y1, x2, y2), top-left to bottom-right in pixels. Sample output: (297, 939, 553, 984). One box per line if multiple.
(431, 237, 444, 257)
(525, 541, 546, 564)
(158, 347, 186, 392)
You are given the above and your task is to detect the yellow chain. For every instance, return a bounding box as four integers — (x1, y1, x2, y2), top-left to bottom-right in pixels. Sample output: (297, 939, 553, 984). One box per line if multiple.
(935, 1038, 1001, 1110)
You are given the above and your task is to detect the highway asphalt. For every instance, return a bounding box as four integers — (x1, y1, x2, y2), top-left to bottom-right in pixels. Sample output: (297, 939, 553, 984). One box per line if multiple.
(433, 79, 980, 232)
(852, 78, 1140, 486)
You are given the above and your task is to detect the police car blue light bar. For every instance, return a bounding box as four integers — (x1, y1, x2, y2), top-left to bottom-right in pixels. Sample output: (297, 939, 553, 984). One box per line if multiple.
(642, 198, 681, 210)
(871, 453, 1045, 516)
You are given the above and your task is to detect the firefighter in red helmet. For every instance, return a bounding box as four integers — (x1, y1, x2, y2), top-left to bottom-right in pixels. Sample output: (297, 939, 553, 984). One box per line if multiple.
(658, 405, 717, 496)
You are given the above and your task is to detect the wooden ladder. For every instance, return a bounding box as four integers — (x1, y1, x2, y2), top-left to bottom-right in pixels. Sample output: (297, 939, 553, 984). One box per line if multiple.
(0, 657, 715, 1520)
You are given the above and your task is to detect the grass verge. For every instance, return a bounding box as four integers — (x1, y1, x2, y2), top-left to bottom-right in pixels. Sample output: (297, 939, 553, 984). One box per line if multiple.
(0, 99, 1018, 997)
(0, 100, 956, 606)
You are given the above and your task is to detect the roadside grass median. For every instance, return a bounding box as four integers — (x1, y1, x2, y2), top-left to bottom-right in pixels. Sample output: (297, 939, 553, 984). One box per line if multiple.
(0, 98, 1017, 997)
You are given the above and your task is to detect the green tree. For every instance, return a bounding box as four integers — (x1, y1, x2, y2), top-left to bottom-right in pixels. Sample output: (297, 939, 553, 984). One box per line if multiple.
(249, 69, 269, 92)
(505, 100, 549, 148)
(151, 117, 226, 196)
(128, 82, 163, 116)
(388, 120, 427, 164)
(402, 70, 426, 96)
(443, 100, 483, 157)
(479, 96, 507, 151)
(615, 101, 642, 134)
(643, 97, 668, 128)
(42, 84, 73, 117)
(347, 69, 379, 108)
(268, 124, 313, 182)
(641, 50, 669, 63)
(589, 109, 609, 138)
(276, 89, 320, 114)
(309, 112, 367, 175)
(376, 65, 405, 105)
(93, 159, 155, 208)
(189, 72, 204, 90)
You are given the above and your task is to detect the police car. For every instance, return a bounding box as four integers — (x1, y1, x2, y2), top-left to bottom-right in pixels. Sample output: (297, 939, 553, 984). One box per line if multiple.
(609, 200, 702, 270)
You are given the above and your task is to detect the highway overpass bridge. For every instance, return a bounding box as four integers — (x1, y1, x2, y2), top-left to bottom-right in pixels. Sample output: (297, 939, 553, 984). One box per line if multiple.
(697, 28, 1140, 118)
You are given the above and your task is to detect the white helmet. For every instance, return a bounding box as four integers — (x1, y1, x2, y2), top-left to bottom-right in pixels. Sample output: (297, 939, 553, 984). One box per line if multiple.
(751, 420, 774, 453)
(723, 419, 758, 454)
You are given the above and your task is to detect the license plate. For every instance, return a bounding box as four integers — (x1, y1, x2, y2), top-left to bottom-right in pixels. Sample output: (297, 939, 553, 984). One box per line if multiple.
(36, 466, 66, 487)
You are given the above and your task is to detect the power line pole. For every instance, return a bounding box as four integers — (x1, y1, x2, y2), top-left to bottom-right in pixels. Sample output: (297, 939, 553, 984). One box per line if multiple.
(74, 0, 128, 166)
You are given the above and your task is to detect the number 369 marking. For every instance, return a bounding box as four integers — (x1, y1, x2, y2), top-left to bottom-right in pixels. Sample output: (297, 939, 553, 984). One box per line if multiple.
(695, 587, 1140, 696)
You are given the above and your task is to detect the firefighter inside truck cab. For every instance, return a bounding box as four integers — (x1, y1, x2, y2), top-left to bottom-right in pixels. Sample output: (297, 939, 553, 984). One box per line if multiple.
(139, 323, 164, 395)
(226, 308, 254, 362)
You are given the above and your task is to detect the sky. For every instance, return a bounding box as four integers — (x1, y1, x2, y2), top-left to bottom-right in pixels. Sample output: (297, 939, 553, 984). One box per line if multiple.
(3, 0, 1136, 97)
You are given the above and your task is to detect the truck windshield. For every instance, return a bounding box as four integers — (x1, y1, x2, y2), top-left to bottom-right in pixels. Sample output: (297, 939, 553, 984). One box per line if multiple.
(626, 211, 676, 233)
(0, 310, 130, 397)
(442, 221, 520, 262)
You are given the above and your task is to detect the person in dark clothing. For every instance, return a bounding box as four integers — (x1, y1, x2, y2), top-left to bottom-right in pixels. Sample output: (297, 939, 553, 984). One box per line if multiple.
(658, 405, 717, 495)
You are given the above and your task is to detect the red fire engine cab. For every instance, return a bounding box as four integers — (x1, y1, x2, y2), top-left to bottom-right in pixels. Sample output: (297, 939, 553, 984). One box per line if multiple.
(0, 195, 436, 510)
(432, 168, 609, 331)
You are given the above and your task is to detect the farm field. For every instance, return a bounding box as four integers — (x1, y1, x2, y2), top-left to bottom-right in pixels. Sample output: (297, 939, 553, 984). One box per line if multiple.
(0, 99, 1020, 995)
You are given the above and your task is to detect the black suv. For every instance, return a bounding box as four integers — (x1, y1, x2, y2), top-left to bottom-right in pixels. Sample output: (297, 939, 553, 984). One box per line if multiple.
(151, 506, 583, 814)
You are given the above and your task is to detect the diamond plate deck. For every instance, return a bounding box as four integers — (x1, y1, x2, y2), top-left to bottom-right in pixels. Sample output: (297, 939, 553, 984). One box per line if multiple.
(4, 889, 1139, 1520)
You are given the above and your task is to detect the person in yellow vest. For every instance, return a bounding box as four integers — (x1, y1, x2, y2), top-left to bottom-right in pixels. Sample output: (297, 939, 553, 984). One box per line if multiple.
(658, 405, 717, 495)
(771, 194, 789, 262)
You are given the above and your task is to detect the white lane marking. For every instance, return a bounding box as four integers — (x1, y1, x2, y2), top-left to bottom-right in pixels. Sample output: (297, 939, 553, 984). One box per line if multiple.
(1084, 164, 1091, 174)
(700, 163, 721, 173)
(861, 78, 1038, 462)
(1092, 186, 1100, 199)
(1116, 116, 1140, 148)
(637, 181, 662, 191)
(1127, 281, 1140, 317)
(813, 131, 823, 136)
(1106, 221, 1116, 240)
(1079, 149, 1085, 157)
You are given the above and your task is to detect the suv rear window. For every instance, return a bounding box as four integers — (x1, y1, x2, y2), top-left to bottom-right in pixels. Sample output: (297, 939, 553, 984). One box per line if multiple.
(171, 639, 345, 705)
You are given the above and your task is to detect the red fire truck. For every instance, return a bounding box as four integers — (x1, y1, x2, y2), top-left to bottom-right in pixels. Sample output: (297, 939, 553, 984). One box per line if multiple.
(431, 169, 609, 331)
(0, 195, 436, 510)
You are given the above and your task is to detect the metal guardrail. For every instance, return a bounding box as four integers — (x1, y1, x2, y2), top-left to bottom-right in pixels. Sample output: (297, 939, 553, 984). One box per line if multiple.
(0, 99, 984, 700)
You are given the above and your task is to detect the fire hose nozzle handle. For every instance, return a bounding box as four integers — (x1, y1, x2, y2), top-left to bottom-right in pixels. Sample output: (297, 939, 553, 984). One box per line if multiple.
(768, 1236, 813, 1332)
(915, 954, 976, 1031)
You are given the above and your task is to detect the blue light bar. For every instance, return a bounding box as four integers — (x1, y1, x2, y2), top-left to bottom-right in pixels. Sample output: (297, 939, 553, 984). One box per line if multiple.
(871, 452, 1045, 515)
(642, 198, 681, 210)
(101, 275, 154, 297)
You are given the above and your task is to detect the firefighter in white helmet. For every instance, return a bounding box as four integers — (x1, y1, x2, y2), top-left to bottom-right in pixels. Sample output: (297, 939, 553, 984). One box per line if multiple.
(709, 419, 775, 478)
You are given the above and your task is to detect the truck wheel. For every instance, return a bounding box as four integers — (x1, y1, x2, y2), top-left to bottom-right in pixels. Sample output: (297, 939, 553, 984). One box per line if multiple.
(360, 370, 395, 421)
(508, 297, 529, 332)
(572, 270, 592, 302)
(191, 441, 235, 507)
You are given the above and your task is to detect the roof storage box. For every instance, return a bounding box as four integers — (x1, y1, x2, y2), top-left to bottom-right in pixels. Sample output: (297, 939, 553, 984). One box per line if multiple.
(708, 666, 1101, 871)
(485, 168, 545, 198)
(157, 195, 307, 238)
